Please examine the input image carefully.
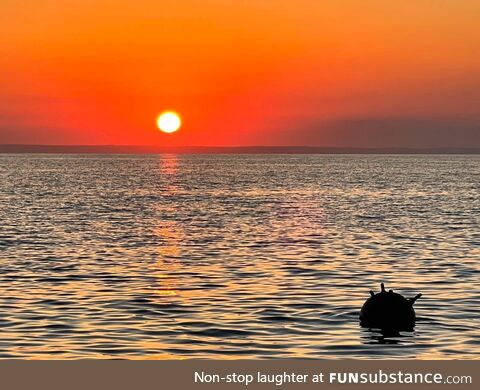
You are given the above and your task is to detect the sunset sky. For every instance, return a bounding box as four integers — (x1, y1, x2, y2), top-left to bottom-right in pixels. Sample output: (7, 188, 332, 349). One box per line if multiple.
(1, 0, 479, 147)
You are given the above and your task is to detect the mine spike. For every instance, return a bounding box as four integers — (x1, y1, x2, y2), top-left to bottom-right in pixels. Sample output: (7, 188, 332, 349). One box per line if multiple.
(380, 283, 386, 292)
(408, 293, 422, 305)
(370, 290, 375, 297)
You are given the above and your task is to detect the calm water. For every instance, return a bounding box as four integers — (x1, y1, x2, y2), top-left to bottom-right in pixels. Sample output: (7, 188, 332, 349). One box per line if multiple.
(0, 154, 479, 359)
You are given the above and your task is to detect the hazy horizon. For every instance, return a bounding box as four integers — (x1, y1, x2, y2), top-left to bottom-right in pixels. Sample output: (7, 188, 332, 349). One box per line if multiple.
(1, 144, 479, 154)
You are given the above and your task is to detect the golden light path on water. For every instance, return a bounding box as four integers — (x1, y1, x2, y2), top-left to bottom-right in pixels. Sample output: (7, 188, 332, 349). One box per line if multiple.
(0, 154, 478, 359)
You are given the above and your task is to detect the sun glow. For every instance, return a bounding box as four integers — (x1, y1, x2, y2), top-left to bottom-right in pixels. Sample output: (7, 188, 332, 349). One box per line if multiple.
(157, 111, 181, 133)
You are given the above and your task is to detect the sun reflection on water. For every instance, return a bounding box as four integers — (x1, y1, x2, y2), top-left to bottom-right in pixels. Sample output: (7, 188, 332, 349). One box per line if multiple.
(150, 155, 183, 299)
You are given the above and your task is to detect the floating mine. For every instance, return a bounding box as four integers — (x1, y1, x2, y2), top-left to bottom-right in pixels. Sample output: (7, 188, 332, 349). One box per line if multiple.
(359, 283, 422, 331)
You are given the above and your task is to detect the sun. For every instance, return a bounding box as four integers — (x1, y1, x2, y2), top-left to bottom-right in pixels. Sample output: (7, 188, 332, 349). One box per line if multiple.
(157, 111, 181, 133)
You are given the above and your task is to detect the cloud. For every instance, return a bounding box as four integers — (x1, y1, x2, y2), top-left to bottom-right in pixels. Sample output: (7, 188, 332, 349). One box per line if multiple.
(276, 117, 480, 148)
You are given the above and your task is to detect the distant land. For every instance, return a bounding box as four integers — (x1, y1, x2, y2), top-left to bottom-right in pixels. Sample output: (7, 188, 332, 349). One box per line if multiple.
(0, 145, 479, 154)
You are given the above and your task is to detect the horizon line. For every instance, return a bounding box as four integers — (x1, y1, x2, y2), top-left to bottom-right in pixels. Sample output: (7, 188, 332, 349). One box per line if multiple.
(0, 144, 479, 154)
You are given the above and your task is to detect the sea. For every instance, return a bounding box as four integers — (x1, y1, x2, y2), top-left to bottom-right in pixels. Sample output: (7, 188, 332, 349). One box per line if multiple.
(0, 154, 478, 359)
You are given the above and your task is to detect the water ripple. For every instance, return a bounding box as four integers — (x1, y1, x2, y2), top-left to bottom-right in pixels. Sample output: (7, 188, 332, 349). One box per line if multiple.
(0, 154, 479, 359)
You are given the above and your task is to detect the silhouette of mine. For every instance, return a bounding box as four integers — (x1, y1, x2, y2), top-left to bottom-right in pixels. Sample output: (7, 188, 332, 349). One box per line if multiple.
(360, 283, 421, 332)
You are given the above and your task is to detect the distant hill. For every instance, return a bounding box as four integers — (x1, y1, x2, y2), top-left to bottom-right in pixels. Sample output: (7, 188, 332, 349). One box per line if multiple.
(0, 144, 479, 154)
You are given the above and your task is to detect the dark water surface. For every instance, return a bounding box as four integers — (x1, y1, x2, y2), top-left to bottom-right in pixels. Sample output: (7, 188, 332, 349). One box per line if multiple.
(0, 154, 479, 359)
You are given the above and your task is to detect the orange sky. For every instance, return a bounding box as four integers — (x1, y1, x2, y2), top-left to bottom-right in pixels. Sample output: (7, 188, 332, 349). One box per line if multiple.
(1, 0, 479, 147)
